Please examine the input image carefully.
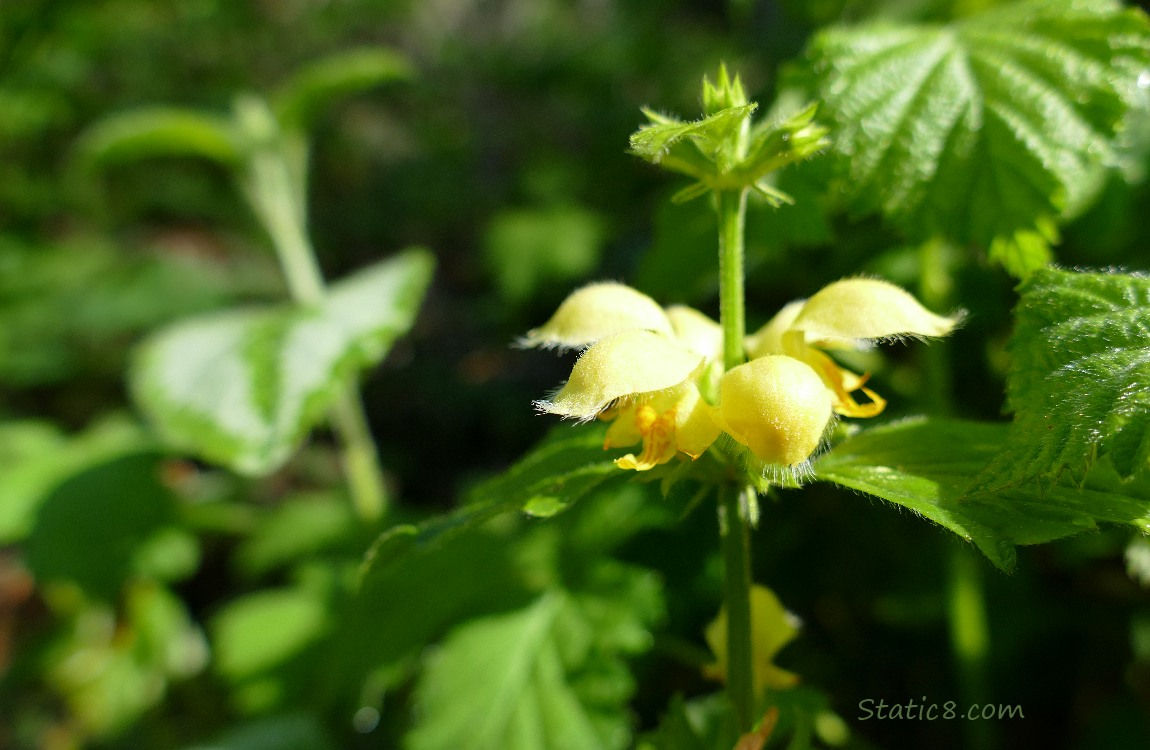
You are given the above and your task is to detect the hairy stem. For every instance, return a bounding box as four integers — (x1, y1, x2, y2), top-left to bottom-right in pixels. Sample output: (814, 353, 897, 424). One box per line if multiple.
(718, 189, 748, 372)
(717, 187, 755, 731)
(720, 485, 756, 732)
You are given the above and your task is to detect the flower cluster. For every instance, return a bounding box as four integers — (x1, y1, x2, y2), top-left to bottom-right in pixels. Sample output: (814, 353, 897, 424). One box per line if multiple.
(524, 279, 959, 472)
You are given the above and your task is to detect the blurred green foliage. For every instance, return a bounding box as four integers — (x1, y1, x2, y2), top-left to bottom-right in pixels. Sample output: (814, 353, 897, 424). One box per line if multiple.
(3, 1, 1150, 749)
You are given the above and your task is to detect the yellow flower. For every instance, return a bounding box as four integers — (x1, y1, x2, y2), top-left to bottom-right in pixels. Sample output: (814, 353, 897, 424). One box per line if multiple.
(745, 278, 961, 421)
(527, 277, 959, 472)
(526, 283, 723, 471)
(718, 355, 833, 467)
(704, 584, 801, 695)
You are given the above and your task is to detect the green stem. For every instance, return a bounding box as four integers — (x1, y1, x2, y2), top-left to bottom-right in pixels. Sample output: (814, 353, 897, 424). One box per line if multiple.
(720, 485, 756, 733)
(948, 543, 994, 750)
(247, 143, 387, 522)
(330, 386, 387, 521)
(718, 189, 748, 371)
(919, 238, 994, 750)
(716, 186, 755, 732)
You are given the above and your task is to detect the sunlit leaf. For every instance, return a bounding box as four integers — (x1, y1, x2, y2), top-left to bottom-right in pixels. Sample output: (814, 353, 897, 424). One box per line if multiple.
(814, 418, 1150, 570)
(630, 105, 757, 178)
(977, 267, 1150, 488)
(211, 588, 331, 681)
(130, 249, 433, 475)
(807, 0, 1150, 276)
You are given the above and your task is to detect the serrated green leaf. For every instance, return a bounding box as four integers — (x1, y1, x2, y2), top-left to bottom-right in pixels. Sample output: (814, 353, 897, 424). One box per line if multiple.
(407, 566, 660, 750)
(470, 423, 623, 516)
(360, 424, 621, 582)
(75, 107, 243, 168)
(814, 418, 1150, 570)
(350, 526, 530, 674)
(630, 105, 757, 177)
(807, 0, 1150, 274)
(130, 249, 433, 475)
(978, 267, 1150, 488)
(272, 47, 413, 130)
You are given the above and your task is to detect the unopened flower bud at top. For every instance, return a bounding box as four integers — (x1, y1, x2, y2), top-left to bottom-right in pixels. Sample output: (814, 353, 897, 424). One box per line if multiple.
(719, 355, 832, 466)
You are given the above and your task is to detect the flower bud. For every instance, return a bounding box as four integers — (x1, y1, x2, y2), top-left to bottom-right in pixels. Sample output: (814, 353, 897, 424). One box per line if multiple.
(719, 355, 832, 466)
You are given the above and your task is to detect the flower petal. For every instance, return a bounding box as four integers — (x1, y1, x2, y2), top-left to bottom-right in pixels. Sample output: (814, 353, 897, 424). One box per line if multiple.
(665, 305, 722, 359)
(536, 330, 703, 418)
(745, 299, 805, 359)
(674, 385, 722, 458)
(790, 278, 960, 341)
(802, 348, 886, 418)
(607, 383, 721, 470)
(521, 282, 673, 350)
(718, 355, 833, 466)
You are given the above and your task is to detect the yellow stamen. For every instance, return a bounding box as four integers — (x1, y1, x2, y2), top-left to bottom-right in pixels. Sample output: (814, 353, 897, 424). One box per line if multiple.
(615, 404, 678, 470)
(805, 349, 886, 418)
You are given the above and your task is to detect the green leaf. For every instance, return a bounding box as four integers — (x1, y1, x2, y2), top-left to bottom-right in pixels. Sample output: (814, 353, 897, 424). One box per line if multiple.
(183, 715, 336, 750)
(130, 249, 433, 475)
(75, 107, 243, 169)
(639, 695, 708, 750)
(979, 267, 1150, 487)
(470, 423, 623, 519)
(182, 715, 336, 750)
(47, 582, 207, 736)
(814, 418, 1150, 570)
(407, 565, 661, 750)
(361, 423, 620, 584)
(629, 105, 758, 177)
(806, 0, 1150, 275)
(483, 206, 605, 303)
(211, 588, 331, 681)
(25, 452, 186, 600)
(349, 525, 530, 678)
(0, 416, 149, 544)
(272, 48, 413, 130)
(234, 493, 356, 578)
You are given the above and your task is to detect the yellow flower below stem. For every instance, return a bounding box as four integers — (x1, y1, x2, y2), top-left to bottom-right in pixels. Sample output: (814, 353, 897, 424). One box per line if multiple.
(705, 584, 801, 697)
